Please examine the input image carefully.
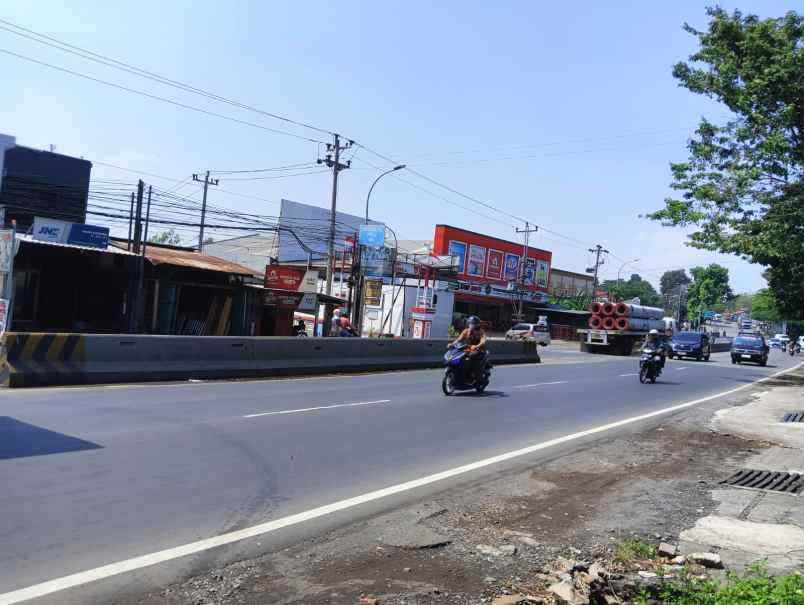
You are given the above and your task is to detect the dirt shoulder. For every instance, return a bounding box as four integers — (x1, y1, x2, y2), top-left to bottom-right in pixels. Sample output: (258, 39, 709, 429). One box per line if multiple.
(130, 369, 804, 605)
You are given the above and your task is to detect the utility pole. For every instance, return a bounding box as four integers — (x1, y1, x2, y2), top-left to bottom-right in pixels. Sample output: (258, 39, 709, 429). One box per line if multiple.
(588, 244, 609, 295)
(515, 222, 538, 320)
(193, 171, 219, 253)
(132, 180, 144, 254)
(319, 134, 353, 296)
(127, 192, 135, 251)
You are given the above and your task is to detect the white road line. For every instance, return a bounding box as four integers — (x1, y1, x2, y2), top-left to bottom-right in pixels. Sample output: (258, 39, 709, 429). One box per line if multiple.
(676, 367, 688, 371)
(1, 361, 799, 605)
(244, 400, 391, 418)
(511, 380, 568, 389)
(619, 373, 639, 377)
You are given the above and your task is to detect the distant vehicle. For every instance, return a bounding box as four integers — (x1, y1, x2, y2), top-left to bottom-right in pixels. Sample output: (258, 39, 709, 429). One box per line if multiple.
(731, 334, 769, 366)
(505, 318, 550, 346)
(776, 334, 790, 347)
(799, 336, 804, 349)
(702, 310, 716, 320)
(670, 331, 711, 361)
(740, 318, 754, 331)
(714, 313, 723, 322)
(769, 336, 783, 349)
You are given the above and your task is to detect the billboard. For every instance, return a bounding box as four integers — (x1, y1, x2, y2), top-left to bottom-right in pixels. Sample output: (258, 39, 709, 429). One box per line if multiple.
(361, 246, 394, 277)
(448, 240, 466, 273)
(536, 259, 550, 289)
(486, 249, 503, 279)
(467, 244, 486, 276)
(504, 253, 519, 281)
(277, 199, 383, 264)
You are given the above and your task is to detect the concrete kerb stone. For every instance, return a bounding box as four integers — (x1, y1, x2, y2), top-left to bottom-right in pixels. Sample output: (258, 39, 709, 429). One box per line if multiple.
(2, 334, 540, 388)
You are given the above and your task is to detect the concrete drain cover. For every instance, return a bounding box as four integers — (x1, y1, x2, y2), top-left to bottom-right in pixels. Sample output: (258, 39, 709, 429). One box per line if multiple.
(720, 469, 803, 495)
(781, 411, 804, 423)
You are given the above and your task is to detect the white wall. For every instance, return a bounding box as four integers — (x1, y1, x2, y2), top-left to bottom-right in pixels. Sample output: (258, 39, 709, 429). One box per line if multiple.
(365, 283, 454, 338)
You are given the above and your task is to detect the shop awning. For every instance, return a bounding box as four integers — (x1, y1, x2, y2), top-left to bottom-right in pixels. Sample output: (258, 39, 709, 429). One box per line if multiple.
(108, 241, 257, 276)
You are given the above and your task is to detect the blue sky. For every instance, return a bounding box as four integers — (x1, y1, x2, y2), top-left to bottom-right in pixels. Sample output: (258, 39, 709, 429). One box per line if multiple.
(1, 1, 790, 293)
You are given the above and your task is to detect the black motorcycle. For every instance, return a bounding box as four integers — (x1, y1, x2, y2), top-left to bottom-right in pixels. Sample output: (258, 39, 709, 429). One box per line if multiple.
(442, 343, 491, 395)
(639, 347, 663, 384)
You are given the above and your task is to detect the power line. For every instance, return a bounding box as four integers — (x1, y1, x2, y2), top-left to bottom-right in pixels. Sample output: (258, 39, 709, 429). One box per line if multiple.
(0, 47, 327, 144)
(0, 18, 335, 137)
(209, 163, 318, 174)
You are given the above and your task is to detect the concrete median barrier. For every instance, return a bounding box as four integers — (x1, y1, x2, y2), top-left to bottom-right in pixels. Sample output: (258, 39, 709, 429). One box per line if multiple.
(1, 333, 540, 388)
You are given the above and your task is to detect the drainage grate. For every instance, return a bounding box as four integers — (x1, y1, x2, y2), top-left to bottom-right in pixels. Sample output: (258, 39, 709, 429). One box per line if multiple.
(720, 469, 803, 495)
(782, 411, 804, 423)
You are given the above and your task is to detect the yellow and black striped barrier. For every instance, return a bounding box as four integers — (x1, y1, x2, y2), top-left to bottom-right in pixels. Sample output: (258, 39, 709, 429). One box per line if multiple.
(2, 333, 86, 387)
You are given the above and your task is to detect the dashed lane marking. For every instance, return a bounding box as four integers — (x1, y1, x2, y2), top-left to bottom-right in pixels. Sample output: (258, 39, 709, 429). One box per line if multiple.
(244, 400, 391, 418)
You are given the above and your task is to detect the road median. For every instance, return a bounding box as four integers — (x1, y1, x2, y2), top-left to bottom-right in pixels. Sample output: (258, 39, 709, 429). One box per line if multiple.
(1, 333, 541, 388)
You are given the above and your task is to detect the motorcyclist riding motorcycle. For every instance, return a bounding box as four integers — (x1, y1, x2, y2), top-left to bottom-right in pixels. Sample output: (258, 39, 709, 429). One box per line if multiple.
(451, 316, 487, 381)
(644, 329, 668, 368)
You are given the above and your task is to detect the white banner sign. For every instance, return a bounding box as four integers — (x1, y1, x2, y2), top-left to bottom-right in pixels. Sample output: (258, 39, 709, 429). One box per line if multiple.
(0, 230, 13, 273)
(0, 298, 8, 335)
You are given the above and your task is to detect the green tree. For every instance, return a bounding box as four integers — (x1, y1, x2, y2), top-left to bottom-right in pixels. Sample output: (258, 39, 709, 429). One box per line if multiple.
(660, 269, 691, 296)
(148, 229, 182, 246)
(751, 288, 781, 322)
(687, 264, 734, 318)
(602, 274, 662, 307)
(648, 8, 804, 320)
(730, 292, 754, 313)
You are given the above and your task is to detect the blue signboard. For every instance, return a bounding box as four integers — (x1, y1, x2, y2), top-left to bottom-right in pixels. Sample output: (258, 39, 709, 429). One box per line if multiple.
(359, 224, 385, 247)
(361, 246, 394, 277)
(67, 224, 109, 249)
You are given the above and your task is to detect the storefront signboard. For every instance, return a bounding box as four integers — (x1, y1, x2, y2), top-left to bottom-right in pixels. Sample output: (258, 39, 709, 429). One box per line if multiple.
(467, 244, 486, 276)
(67, 224, 109, 249)
(486, 249, 503, 279)
(503, 253, 519, 281)
(536, 259, 550, 289)
(361, 246, 394, 277)
(364, 278, 383, 306)
(447, 240, 466, 274)
(0, 230, 13, 273)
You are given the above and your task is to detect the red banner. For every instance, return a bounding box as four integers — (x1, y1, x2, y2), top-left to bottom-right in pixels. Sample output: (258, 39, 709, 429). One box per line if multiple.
(265, 265, 305, 290)
(486, 249, 503, 279)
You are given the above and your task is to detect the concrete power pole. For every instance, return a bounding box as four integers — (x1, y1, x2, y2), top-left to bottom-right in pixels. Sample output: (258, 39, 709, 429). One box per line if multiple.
(588, 244, 609, 295)
(193, 171, 219, 253)
(515, 222, 538, 320)
(321, 134, 353, 296)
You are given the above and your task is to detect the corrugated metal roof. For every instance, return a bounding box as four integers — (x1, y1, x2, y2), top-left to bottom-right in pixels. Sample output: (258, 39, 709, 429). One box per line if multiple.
(108, 241, 257, 275)
(16, 233, 138, 256)
(143, 245, 258, 276)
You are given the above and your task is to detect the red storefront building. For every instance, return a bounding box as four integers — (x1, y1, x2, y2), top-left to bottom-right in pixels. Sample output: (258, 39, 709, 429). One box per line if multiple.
(432, 225, 552, 331)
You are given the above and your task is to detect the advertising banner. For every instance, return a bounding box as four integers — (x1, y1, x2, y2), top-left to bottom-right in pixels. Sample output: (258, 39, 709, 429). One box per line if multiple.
(67, 224, 109, 249)
(536, 260, 550, 289)
(264, 290, 303, 308)
(297, 292, 318, 311)
(265, 265, 305, 290)
(467, 244, 486, 276)
(358, 224, 385, 247)
(361, 246, 394, 277)
(0, 298, 7, 335)
(448, 240, 466, 274)
(32, 217, 71, 243)
(364, 278, 383, 306)
(524, 257, 536, 286)
(504, 253, 520, 281)
(486, 249, 503, 279)
(0, 230, 14, 273)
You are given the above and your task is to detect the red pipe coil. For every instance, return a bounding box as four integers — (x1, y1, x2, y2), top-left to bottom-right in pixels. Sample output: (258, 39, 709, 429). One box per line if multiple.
(602, 316, 616, 330)
(602, 302, 616, 316)
(615, 317, 629, 330)
(589, 302, 602, 314)
(614, 303, 629, 317)
(588, 315, 603, 329)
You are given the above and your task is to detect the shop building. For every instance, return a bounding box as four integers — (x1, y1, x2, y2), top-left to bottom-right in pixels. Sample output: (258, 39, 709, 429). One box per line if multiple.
(548, 268, 594, 298)
(431, 225, 552, 331)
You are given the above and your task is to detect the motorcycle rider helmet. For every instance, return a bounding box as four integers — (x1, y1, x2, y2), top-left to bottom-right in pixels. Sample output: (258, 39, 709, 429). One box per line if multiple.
(649, 329, 659, 335)
(466, 316, 480, 327)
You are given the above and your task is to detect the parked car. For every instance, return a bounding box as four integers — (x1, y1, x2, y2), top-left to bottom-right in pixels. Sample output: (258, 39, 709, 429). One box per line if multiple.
(731, 334, 769, 366)
(505, 319, 550, 346)
(669, 331, 711, 361)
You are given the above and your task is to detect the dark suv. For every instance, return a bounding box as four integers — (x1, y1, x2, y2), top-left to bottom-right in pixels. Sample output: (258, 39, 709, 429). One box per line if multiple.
(731, 334, 769, 366)
(670, 331, 711, 361)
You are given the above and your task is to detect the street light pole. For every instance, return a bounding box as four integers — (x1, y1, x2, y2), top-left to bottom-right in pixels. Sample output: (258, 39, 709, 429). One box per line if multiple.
(355, 164, 405, 336)
(365, 165, 406, 223)
(617, 258, 640, 283)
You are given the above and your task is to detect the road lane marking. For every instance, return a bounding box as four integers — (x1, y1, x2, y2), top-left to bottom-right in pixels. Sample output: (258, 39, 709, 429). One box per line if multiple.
(676, 367, 688, 371)
(244, 400, 391, 418)
(511, 381, 568, 389)
(1, 361, 799, 605)
(619, 373, 639, 377)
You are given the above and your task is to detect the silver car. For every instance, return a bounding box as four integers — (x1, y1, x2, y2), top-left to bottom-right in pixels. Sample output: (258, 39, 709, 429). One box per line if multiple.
(505, 321, 550, 346)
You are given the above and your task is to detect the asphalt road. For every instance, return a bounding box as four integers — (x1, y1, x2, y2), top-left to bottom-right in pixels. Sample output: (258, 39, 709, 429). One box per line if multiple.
(0, 346, 800, 603)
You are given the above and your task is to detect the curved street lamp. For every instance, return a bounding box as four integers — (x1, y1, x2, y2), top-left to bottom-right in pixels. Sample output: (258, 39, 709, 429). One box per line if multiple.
(617, 258, 640, 282)
(365, 164, 406, 223)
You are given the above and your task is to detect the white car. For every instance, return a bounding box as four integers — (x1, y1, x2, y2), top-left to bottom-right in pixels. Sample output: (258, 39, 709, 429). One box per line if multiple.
(505, 321, 550, 346)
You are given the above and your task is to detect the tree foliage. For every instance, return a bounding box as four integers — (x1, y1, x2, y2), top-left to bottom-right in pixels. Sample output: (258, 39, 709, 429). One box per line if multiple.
(660, 269, 691, 295)
(687, 263, 734, 318)
(148, 229, 182, 246)
(751, 288, 781, 322)
(648, 8, 804, 319)
(602, 273, 662, 307)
